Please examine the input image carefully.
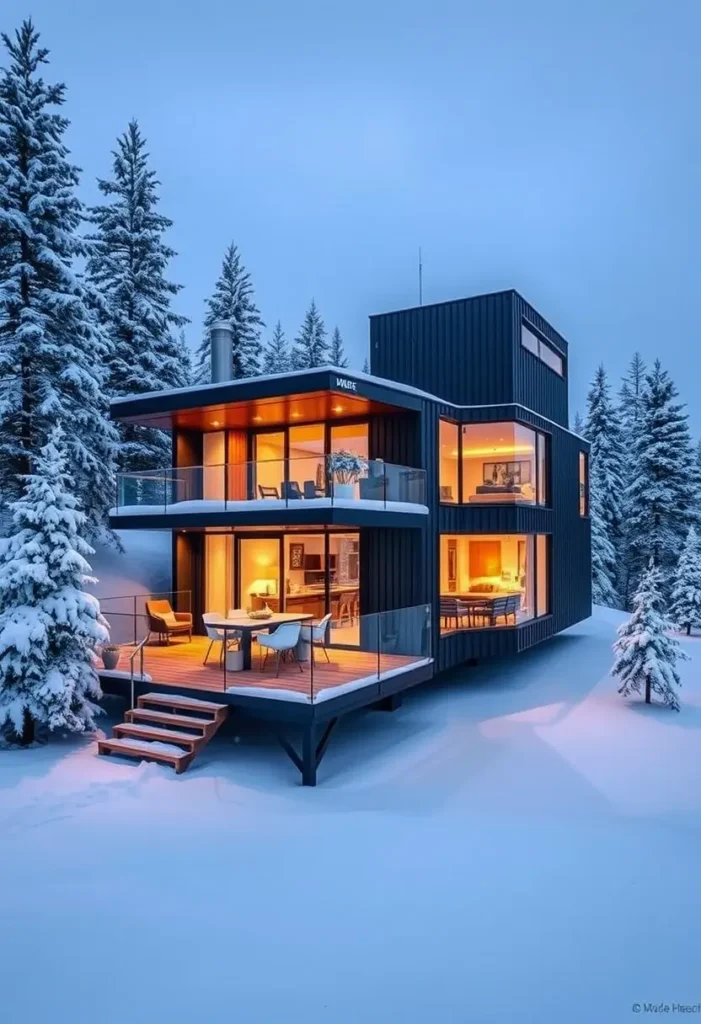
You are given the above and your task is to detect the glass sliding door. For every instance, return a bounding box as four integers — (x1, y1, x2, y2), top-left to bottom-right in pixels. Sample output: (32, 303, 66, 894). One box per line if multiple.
(288, 424, 325, 498)
(205, 533, 234, 616)
(330, 423, 369, 501)
(239, 537, 281, 612)
(283, 534, 327, 619)
(203, 431, 226, 501)
(253, 431, 285, 500)
(329, 532, 360, 646)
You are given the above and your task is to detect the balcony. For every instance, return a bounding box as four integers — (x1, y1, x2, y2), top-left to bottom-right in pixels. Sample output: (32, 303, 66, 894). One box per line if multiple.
(110, 455, 429, 527)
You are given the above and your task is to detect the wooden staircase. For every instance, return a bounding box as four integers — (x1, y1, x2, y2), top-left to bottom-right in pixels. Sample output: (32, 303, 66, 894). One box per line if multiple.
(98, 693, 229, 773)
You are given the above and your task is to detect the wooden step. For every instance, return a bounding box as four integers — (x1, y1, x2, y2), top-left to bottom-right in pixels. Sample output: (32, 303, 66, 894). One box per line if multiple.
(98, 737, 194, 774)
(138, 692, 228, 722)
(113, 722, 203, 751)
(125, 708, 215, 736)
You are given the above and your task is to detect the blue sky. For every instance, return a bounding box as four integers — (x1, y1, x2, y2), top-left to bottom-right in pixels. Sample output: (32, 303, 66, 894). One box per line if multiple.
(4, 0, 699, 429)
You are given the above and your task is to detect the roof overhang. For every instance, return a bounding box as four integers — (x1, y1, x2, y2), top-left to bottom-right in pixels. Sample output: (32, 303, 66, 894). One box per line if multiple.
(110, 368, 424, 430)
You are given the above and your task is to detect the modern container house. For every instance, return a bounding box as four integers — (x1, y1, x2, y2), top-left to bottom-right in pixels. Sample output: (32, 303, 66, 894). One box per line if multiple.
(101, 290, 591, 783)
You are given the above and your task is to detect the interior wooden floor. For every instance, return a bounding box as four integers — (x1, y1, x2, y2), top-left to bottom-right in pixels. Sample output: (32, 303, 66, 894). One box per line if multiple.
(124, 635, 417, 698)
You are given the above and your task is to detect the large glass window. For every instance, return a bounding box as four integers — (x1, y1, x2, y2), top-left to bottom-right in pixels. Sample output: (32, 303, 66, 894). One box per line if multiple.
(205, 533, 234, 615)
(329, 532, 360, 646)
(536, 535, 549, 617)
(330, 423, 369, 501)
(439, 419, 459, 503)
(537, 432, 548, 506)
(203, 430, 225, 500)
(579, 451, 589, 516)
(254, 431, 285, 499)
(440, 533, 550, 632)
(284, 533, 326, 620)
(461, 422, 542, 505)
(288, 424, 325, 497)
(239, 537, 280, 611)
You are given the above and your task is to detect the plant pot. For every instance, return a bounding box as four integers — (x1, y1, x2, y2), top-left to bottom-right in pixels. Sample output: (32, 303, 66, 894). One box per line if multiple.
(102, 649, 120, 670)
(225, 648, 244, 673)
(334, 482, 354, 500)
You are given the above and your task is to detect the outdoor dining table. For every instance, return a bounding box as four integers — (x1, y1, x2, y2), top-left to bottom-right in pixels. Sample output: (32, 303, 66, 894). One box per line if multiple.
(208, 612, 315, 671)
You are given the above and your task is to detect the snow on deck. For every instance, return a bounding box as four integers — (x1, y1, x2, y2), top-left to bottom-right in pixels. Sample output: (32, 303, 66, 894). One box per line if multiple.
(1, 608, 700, 1023)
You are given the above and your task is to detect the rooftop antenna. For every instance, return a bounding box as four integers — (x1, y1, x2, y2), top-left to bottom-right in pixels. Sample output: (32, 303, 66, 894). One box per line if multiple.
(418, 246, 423, 306)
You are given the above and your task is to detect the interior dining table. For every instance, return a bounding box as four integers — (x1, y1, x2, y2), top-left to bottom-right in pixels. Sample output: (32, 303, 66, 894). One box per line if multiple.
(208, 611, 315, 671)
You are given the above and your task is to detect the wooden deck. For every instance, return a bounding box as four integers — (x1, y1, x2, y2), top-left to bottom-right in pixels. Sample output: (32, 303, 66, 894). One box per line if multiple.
(121, 636, 418, 699)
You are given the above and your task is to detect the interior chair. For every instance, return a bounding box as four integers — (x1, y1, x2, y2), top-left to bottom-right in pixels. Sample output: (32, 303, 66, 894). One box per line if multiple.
(281, 480, 303, 500)
(202, 612, 240, 666)
(258, 485, 280, 499)
(300, 612, 332, 662)
(303, 480, 325, 499)
(145, 600, 193, 645)
(258, 621, 304, 677)
(337, 591, 357, 627)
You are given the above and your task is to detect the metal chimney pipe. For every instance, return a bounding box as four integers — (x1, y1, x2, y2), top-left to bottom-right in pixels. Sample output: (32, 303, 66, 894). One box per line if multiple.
(210, 320, 233, 382)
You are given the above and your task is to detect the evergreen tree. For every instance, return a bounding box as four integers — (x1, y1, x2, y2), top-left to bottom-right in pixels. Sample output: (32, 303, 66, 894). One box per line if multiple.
(0, 20, 117, 539)
(619, 352, 647, 443)
(362, 356, 370, 374)
(625, 361, 696, 595)
(330, 326, 348, 368)
(612, 561, 685, 711)
(618, 354, 648, 608)
(585, 365, 624, 606)
(0, 428, 108, 744)
(669, 526, 701, 636)
(87, 120, 188, 471)
(197, 243, 263, 380)
(573, 411, 584, 435)
(292, 300, 328, 369)
(261, 321, 290, 374)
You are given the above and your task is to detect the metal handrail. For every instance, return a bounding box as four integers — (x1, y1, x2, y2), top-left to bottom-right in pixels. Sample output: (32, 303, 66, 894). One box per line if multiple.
(129, 636, 149, 710)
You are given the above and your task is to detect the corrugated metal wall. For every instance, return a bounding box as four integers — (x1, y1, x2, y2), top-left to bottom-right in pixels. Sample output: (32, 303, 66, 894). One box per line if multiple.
(512, 294, 569, 426)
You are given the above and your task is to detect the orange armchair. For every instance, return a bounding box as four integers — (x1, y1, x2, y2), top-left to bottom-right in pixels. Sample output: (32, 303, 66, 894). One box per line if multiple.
(145, 599, 193, 645)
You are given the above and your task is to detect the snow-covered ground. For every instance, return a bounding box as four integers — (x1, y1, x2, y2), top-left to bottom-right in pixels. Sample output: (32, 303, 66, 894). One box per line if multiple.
(1, 608, 700, 1024)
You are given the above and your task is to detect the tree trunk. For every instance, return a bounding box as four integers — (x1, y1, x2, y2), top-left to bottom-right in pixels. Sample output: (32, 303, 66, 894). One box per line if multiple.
(645, 677, 651, 704)
(20, 709, 35, 746)
(687, 623, 692, 637)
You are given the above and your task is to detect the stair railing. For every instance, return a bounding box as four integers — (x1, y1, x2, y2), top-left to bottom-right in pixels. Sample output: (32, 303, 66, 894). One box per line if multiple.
(129, 636, 148, 710)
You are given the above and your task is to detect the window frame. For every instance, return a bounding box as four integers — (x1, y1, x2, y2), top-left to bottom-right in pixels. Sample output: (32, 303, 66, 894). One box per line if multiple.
(521, 320, 565, 378)
(579, 451, 589, 517)
(444, 420, 551, 507)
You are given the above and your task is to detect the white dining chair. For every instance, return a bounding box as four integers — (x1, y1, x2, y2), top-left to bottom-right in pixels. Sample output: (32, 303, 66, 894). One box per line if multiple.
(300, 612, 332, 663)
(202, 612, 240, 666)
(257, 621, 303, 676)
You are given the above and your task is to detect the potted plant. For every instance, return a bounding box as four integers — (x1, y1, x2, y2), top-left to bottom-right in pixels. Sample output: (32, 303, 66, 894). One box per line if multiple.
(328, 450, 368, 499)
(101, 644, 121, 670)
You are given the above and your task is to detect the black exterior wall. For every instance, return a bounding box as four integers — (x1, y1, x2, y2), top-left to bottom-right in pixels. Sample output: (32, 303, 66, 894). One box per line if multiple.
(370, 289, 569, 428)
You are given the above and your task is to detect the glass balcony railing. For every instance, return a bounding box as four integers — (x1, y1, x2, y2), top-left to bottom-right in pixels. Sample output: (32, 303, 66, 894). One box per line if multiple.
(113, 455, 427, 514)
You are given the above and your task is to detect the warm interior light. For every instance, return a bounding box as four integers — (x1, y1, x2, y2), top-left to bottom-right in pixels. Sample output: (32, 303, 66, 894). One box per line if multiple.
(252, 415, 262, 422)
(333, 405, 344, 413)
(291, 411, 301, 419)
(248, 577, 278, 596)
(461, 444, 534, 457)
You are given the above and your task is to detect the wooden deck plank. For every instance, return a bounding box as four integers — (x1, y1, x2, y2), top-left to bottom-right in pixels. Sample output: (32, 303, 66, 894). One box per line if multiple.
(117, 637, 416, 697)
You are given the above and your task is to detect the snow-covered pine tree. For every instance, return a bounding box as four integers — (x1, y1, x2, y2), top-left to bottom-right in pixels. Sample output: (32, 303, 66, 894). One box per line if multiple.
(330, 326, 348, 368)
(619, 352, 647, 443)
(573, 411, 585, 435)
(261, 321, 290, 374)
(669, 526, 701, 636)
(196, 243, 263, 381)
(292, 300, 328, 369)
(612, 560, 686, 711)
(0, 20, 117, 539)
(624, 361, 696, 597)
(362, 357, 370, 374)
(87, 120, 189, 471)
(0, 428, 108, 745)
(585, 365, 624, 606)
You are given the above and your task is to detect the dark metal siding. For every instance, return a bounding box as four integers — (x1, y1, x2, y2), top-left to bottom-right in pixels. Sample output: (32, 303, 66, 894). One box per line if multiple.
(513, 294, 569, 427)
(369, 411, 421, 467)
(370, 292, 516, 407)
(550, 426, 592, 632)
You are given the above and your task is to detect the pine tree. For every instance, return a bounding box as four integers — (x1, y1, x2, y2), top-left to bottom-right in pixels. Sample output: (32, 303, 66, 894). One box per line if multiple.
(573, 411, 584, 435)
(625, 361, 696, 596)
(197, 243, 263, 380)
(292, 300, 328, 369)
(0, 428, 108, 745)
(261, 321, 290, 374)
(612, 561, 686, 711)
(619, 352, 647, 443)
(618, 355, 648, 608)
(585, 365, 624, 606)
(669, 526, 701, 636)
(0, 20, 117, 539)
(87, 120, 189, 471)
(362, 356, 370, 374)
(330, 326, 348, 368)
